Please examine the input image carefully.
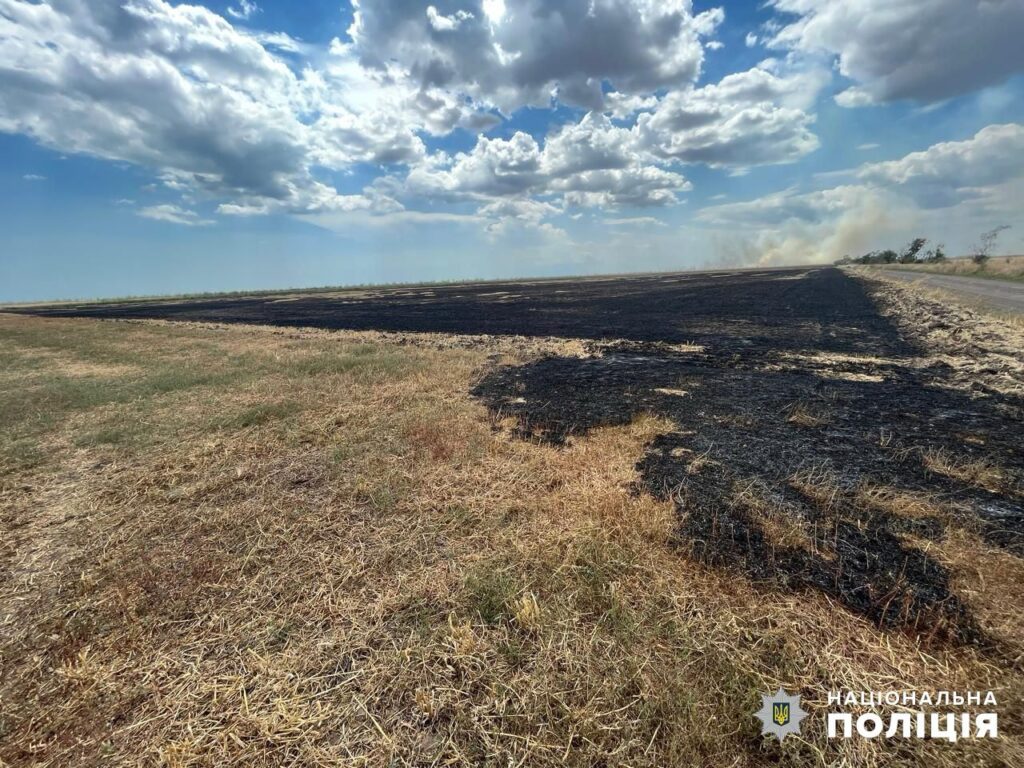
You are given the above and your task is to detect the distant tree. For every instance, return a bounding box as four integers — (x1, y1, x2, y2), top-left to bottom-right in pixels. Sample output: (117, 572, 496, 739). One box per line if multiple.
(972, 225, 1010, 265)
(930, 244, 946, 262)
(878, 249, 898, 264)
(899, 237, 928, 263)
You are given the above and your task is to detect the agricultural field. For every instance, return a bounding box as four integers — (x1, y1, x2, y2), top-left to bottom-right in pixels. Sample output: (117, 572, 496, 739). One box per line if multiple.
(2, 268, 1023, 767)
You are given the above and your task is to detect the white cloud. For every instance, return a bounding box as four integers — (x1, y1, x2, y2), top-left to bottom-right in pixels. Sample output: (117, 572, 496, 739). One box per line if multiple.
(634, 65, 824, 168)
(604, 215, 667, 228)
(0, 0, 844, 236)
(349, 0, 725, 112)
(406, 112, 690, 212)
(0, 0, 502, 220)
(556, 166, 688, 209)
(701, 124, 1024, 229)
(744, 32, 758, 48)
(402, 62, 831, 214)
(253, 31, 308, 54)
(602, 91, 658, 119)
(137, 204, 214, 226)
(0, 0, 355, 215)
(426, 6, 474, 32)
(768, 0, 1024, 106)
(227, 1, 259, 21)
(856, 123, 1024, 208)
(22, 173, 45, 181)
(478, 197, 559, 225)
(320, 38, 498, 139)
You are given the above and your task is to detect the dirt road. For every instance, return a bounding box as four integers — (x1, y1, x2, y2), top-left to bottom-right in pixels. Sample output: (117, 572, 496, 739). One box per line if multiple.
(879, 268, 1024, 313)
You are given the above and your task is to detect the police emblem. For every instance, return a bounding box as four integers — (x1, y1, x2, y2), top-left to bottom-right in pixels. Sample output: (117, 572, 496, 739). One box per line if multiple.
(755, 688, 806, 741)
(773, 702, 790, 726)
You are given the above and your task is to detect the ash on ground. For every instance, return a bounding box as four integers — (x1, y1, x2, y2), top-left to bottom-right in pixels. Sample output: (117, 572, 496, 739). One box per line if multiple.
(474, 274, 1024, 648)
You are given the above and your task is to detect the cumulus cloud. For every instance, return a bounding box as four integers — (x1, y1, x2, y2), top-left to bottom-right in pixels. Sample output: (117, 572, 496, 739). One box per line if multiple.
(634, 65, 823, 168)
(768, 0, 1024, 106)
(855, 123, 1024, 208)
(426, 5, 474, 32)
(602, 92, 658, 119)
(478, 197, 559, 225)
(406, 112, 690, 213)
(348, 0, 725, 112)
(556, 166, 689, 209)
(402, 62, 826, 218)
(0, 0, 474, 218)
(0, 0, 843, 239)
(137, 204, 214, 226)
(0, 0, 374, 215)
(701, 124, 1024, 230)
(22, 173, 45, 181)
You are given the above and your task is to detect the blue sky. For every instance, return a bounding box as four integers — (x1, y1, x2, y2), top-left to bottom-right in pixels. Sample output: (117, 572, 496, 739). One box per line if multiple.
(2, 0, 1024, 301)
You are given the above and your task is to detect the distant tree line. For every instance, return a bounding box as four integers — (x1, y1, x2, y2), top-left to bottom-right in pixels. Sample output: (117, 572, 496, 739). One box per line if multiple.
(835, 237, 945, 266)
(835, 226, 1010, 266)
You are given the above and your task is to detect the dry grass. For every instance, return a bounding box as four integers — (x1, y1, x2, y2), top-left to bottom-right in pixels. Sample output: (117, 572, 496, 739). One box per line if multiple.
(865, 271, 1024, 397)
(922, 448, 1009, 495)
(1, 313, 1023, 767)
(785, 401, 831, 429)
(930, 529, 1024, 649)
(855, 485, 948, 520)
(883, 255, 1024, 281)
(731, 482, 815, 553)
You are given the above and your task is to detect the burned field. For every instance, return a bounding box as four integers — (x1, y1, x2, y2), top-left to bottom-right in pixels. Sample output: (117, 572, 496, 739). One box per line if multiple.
(468, 270, 1024, 649)
(5, 268, 1024, 766)
(475, 330, 1022, 647)
(14, 266, 881, 348)
(20, 267, 1024, 648)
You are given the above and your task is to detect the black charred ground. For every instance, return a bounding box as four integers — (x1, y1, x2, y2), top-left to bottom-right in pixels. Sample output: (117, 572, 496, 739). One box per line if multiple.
(471, 270, 1024, 648)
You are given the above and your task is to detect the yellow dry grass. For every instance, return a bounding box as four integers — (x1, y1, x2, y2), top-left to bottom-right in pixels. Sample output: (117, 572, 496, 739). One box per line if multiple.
(884, 255, 1024, 281)
(855, 485, 948, 520)
(786, 404, 829, 428)
(1, 313, 1022, 767)
(922, 449, 1009, 495)
(731, 482, 816, 554)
